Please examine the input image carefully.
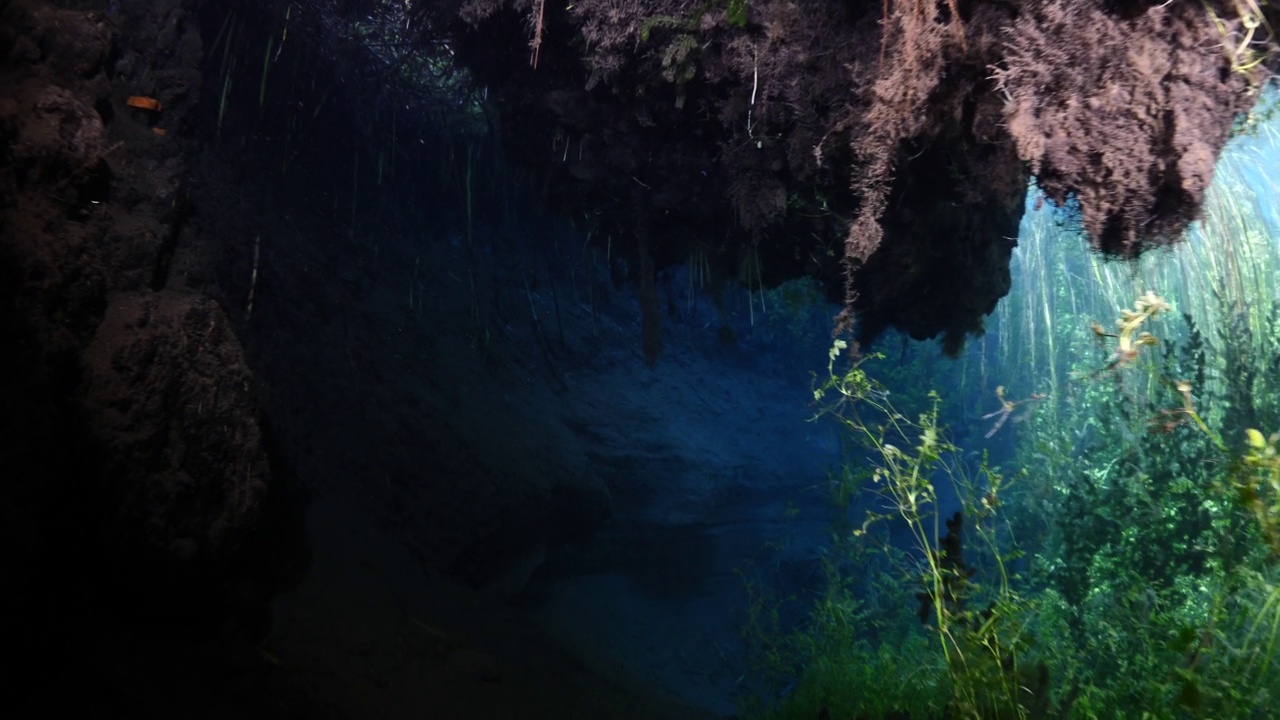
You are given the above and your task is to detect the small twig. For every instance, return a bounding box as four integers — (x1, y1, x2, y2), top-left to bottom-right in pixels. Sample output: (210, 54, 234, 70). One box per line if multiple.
(245, 235, 261, 319)
(523, 271, 570, 393)
(982, 386, 1046, 439)
(530, 0, 546, 68)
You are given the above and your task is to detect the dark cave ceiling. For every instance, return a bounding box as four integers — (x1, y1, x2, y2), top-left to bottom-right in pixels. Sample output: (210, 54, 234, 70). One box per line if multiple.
(341, 0, 1276, 354)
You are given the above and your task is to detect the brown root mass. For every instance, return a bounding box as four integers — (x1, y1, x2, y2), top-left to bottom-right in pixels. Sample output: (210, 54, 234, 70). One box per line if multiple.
(997, 0, 1263, 257)
(411, 1, 1273, 351)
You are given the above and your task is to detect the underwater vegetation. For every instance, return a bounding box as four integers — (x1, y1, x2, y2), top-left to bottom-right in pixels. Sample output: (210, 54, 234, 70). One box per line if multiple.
(738, 98, 1280, 719)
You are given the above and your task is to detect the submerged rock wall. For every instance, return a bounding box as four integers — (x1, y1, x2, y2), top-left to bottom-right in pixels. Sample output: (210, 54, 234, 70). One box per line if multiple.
(0, 2, 292, 696)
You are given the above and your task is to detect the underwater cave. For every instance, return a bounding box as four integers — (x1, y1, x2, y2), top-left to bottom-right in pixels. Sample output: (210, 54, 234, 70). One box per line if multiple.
(4, 0, 1280, 718)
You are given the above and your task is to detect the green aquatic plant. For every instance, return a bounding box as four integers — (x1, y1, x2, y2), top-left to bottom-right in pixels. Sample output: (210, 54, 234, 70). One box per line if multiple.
(1206, 0, 1277, 79)
(1082, 290, 1171, 377)
(1238, 427, 1280, 557)
(803, 341, 1035, 719)
(1012, 293, 1280, 718)
(954, 89, 1280, 719)
(738, 560, 949, 720)
(748, 279, 1280, 719)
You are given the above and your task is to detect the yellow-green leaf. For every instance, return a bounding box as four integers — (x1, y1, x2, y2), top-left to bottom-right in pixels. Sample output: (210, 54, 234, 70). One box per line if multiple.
(1247, 428, 1267, 450)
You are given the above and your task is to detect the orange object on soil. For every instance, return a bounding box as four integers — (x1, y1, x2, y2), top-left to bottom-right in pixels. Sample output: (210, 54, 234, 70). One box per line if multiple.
(126, 96, 161, 111)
